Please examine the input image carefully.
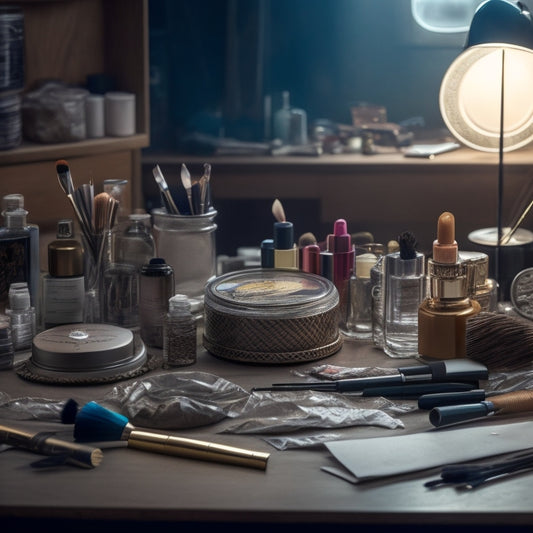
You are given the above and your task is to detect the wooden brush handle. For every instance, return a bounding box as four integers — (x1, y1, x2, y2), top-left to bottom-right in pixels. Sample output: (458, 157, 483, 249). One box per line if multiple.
(492, 390, 533, 413)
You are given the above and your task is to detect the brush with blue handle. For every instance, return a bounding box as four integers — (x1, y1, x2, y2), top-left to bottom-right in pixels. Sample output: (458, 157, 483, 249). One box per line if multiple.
(72, 401, 270, 470)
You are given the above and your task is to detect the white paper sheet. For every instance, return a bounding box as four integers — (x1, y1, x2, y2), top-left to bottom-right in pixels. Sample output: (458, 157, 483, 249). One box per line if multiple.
(325, 420, 533, 481)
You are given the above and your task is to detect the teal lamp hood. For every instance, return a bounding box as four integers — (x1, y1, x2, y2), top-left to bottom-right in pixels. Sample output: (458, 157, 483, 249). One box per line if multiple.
(466, 0, 533, 48)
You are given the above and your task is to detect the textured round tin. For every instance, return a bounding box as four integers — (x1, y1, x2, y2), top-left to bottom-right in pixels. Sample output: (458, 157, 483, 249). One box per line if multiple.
(19, 324, 148, 382)
(203, 268, 342, 364)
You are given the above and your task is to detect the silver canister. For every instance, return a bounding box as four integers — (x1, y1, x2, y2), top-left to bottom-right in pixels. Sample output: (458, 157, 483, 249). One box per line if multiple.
(139, 258, 174, 348)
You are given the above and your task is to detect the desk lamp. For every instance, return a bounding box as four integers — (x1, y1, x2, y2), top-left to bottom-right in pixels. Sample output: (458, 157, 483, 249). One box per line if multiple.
(439, 0, 533, 298)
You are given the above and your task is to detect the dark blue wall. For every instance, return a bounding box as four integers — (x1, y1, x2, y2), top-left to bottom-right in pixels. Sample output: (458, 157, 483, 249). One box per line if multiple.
(147, 0, 468, 153)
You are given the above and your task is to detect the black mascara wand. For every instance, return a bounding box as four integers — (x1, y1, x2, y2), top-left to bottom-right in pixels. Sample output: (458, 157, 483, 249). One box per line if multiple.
(425, 449, 533, 489)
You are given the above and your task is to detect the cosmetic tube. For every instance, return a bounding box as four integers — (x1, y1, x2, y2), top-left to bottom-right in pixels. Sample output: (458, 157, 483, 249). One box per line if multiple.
(383, 250, 426, 358)
(418, 212, 481, 359)
(273, 221, 298, 269)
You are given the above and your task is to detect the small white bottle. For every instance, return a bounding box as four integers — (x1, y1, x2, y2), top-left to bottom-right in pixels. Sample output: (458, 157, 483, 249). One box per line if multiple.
(163, 294, 197, 367)
(42, 219, 85, 329)
(273, 91, 292, 144)
(5, 282, 36, 351)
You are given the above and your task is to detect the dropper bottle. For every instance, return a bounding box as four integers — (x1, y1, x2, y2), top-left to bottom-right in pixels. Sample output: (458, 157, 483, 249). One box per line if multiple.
(418, 211, 481, 359)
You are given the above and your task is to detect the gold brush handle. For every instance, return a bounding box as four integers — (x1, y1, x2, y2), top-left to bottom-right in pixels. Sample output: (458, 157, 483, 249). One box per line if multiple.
(492, 390, 533, 414)
(128, 430, 270, 470)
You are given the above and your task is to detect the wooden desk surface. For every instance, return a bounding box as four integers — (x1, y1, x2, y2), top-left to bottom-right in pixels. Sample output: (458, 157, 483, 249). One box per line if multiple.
(1, 336, 533, 531)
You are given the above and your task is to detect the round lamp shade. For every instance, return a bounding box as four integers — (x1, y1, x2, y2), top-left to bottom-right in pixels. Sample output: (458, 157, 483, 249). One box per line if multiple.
(440, 43, 533, 152)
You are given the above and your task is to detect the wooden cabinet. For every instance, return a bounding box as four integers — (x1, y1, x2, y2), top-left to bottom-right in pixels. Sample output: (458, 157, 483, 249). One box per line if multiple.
(0, 0, 149, 260)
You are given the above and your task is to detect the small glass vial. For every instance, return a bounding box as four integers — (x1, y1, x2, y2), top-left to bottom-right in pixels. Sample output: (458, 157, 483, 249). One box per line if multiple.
(163, 294, 197, 367)
(5, 282, 36, 351)
(0, 314, 15, 369)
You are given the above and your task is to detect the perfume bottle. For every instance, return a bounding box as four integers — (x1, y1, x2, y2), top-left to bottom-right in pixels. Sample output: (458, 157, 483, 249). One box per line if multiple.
(0, 194, 40, 318)
(418, 212, 481, 359)
(5, 281, 36, 351)
(163, 294, 197, 367)
(382, 231, 426, 358)
(42, 219, 85, 329)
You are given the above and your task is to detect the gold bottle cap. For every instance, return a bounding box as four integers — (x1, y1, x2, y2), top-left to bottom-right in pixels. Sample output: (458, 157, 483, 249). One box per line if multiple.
(48, 220, 83, 277)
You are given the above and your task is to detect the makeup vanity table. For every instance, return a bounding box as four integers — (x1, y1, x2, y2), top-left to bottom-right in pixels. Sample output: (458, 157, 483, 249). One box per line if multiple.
(1, 336, 533, 532)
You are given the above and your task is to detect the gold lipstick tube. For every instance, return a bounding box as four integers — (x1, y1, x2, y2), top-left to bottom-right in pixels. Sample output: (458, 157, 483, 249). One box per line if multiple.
(127, 429, 270, 470)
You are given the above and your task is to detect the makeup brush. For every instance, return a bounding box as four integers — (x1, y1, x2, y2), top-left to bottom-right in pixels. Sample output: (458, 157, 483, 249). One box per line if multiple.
(152, 165, 180, 215)
(500, 199, 533, 245)
(56, 159, 96, 258)
(180, 163, 194, 215)
(56, 159, 75, 196)
(199, 162, 211, 214)
(429, 389, 533, 427)
(272, 198, 286, 222)
(466, 312, 533, 371)
(73, 401, 270, 470)
(298, 232, 317, 248)
(0, 423, 103, 469)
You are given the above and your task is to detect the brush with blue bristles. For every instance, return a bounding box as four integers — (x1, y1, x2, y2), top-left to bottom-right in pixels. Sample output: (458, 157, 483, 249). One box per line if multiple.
(71, 401, 269, 470)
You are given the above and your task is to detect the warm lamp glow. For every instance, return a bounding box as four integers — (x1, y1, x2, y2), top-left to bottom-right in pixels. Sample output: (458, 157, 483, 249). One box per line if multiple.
(440, 43, 533, 152)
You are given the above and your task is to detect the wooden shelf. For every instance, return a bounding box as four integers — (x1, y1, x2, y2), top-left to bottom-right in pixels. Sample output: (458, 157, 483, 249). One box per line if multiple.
(0, 0, 149, 214)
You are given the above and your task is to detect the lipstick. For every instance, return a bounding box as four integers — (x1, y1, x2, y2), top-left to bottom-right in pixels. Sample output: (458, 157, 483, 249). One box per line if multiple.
(327, 219, 355, 290)
(301, 244, 321, 274)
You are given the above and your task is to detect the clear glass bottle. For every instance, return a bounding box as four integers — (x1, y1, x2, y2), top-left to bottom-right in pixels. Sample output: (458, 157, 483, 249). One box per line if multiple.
(42, 219, 85, 329)
(382, 249, 426, 358)
(5, 281, 36, 351)
(371, 254, 385, 348)
(273, 91, 291, 144)
(341, 252, 378, 340)
(0, 194, 40, 319)
(114, 213, 155, 269)
(163, 294, 197, 367)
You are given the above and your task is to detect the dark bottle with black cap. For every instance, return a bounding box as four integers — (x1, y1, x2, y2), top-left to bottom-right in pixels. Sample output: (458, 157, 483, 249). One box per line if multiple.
(139, 257, 174, 347)
(42, 219, 85, 329)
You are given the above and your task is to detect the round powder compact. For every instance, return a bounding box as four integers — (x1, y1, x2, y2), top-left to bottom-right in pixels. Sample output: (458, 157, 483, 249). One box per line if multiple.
(17, 323, 149, 384)
(203, 268, 343, 364)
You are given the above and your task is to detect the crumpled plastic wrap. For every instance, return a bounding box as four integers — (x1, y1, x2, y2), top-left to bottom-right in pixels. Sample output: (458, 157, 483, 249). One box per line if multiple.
(100, 371, 251, 429)
(0, 372, 413, 434)
(290, 364, 400, 381)
(220, 390, 410, 434)
(0, 392, 67, 420)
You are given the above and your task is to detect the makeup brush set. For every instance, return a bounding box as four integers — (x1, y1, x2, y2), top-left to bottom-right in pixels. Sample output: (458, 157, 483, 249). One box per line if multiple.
(151, 162, 212, 215)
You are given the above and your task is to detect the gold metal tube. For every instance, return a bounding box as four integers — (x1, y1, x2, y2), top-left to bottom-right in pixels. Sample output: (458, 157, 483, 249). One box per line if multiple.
(127, 430, 270, 470)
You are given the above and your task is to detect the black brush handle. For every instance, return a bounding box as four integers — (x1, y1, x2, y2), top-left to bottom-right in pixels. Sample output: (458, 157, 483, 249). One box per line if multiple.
(418, 389, 486, 410)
